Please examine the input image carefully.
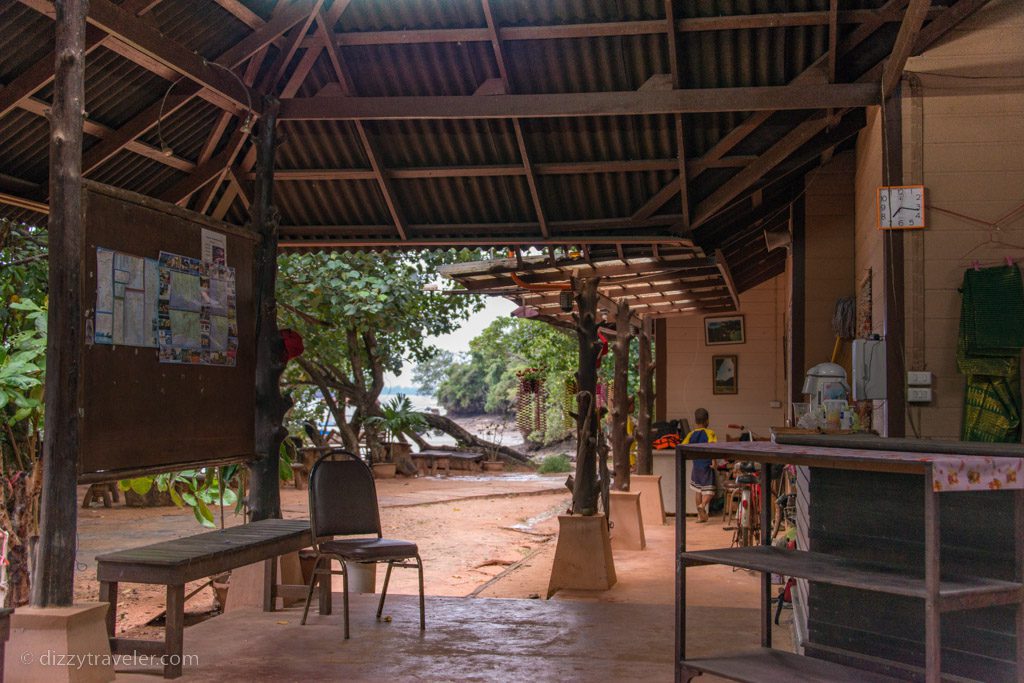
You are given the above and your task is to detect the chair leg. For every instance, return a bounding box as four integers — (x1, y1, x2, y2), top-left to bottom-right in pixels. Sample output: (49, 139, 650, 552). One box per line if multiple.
(342, 561, 350, 640)
(301, 556, 323, 626)
(416, 554, 425, 631)
(377, 561, 394, 621)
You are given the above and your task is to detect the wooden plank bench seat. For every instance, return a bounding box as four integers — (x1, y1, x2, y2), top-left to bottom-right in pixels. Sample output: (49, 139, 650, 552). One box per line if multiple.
(96, 518, 318, 678)
(412, 450, 485, 476)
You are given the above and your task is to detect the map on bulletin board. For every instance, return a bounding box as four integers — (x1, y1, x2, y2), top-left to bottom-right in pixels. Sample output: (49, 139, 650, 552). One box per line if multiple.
(156, 251, 238, 366)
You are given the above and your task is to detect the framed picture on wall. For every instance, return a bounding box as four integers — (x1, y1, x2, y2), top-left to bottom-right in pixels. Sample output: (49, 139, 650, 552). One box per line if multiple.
(704, 315, 745, 346)
(712, 355, 738, 395)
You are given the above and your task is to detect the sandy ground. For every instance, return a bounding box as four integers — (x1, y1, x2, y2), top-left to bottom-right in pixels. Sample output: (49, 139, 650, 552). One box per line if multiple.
(74, 475, 569, 637)
(75, 472, 793, 660)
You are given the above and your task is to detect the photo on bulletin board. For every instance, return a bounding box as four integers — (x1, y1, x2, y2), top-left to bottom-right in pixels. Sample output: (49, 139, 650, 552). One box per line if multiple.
(712, 355, 738, 395)
(704, 315, 745, 346)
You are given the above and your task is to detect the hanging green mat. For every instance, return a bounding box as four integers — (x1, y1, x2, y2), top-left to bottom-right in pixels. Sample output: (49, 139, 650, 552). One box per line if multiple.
(960, 265, 1024, 356)
(957, 265, 1024, 442)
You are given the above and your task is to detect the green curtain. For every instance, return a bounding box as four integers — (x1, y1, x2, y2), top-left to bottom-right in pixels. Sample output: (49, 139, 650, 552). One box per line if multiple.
(958, 265, 1024, 442)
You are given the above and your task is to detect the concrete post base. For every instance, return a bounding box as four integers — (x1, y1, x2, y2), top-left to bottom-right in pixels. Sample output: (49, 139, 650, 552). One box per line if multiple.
(4, 603, 114, 683)
(546, 514, 617, 598)
(609, 491, 646, 550)
(630, 474, 666, 526)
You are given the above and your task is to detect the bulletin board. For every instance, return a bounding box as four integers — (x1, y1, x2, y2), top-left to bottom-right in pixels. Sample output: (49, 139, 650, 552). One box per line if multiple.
(79, 182, 257, 481)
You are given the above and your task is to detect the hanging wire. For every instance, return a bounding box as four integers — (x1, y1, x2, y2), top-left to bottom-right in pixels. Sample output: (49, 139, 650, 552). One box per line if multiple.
(156, 59, 255, 158)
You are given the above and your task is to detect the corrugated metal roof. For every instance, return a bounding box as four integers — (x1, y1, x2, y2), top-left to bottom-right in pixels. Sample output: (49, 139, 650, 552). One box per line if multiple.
(0, 0, 979, 295)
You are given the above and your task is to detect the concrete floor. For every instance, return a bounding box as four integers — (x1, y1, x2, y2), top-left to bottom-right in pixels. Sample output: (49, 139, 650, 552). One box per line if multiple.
(113, 514, 793, 682)
(119, 594, 677, 682)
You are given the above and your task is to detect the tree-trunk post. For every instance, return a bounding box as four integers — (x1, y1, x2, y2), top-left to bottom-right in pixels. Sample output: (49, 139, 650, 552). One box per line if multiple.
(32, 0, 88, 608)
(572, 277, 602, 515)
(636, 316, 654, 475)
(610, 299, 632, 491)
(249, 96, 290, 522)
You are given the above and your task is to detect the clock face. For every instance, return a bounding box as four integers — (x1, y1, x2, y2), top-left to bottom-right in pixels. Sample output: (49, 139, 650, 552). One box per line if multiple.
(878, 185, 925, 229)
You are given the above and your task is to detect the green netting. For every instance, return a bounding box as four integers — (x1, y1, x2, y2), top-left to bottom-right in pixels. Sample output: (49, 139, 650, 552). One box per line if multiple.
(960, 265, 1024, 356)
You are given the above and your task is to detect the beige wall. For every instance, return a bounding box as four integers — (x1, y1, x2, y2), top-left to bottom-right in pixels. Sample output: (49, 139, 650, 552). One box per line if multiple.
(804, 151, 857, 373)
(663, 276, 787, 438)
(899, 0, 1024, 439)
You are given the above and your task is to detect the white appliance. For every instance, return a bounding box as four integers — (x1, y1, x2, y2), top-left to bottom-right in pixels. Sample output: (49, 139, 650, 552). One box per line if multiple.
(851, 338, 887, 401)
(802, 362, 849, 410)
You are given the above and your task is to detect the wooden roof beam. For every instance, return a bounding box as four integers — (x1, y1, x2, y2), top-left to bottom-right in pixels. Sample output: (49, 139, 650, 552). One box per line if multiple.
(882, 0, 931, 98)
(913, 0, 993, 54)
(1, 0, 157, 120)
(278, 234, 692, 248)
(480, 0, 549, 239)
(692, 112, 840, 227)
(714, 249, 740, 311)
(0, 192, 50, 215)
(665, 0, 691, 230)
(317, 10, 408, 241)
(294, 8, 942, 49)
(278, 84, 879, 121)
(78, 0, 318, 176)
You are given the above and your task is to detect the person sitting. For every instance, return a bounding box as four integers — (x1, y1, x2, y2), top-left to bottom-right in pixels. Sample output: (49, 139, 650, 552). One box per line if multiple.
(684, 408, 718, 522)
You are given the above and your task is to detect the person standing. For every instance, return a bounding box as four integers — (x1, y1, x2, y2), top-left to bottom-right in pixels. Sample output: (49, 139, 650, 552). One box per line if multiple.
(685, 408, 718, 522)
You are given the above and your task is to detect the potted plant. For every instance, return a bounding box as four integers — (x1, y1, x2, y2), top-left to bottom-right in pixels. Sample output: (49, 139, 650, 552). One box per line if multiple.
(365, 394, 426, 478)
(480, 418, 507, 473)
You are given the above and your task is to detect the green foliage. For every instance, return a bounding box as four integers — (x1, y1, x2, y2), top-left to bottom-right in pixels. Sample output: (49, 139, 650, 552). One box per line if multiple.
(278, 251, 483, 379)
(364, 394, 427, 443)
(119, 466, 245, 528)
(0, 298, 47, 472)
(537, 453, 573, 474)
(434, 317, 577, 444)
(1, 221, 48, 347)
(278, 251, 483, 444)
(412, 349, 454, 395)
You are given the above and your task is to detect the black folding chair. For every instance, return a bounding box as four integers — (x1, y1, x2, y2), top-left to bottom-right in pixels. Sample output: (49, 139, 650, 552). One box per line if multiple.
(300, 449, 425, 638)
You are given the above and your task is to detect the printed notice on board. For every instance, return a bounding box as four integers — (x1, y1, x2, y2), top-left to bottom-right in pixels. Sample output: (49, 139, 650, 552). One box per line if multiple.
(201, 229, 227, 266)
(94, 247, 158, 348)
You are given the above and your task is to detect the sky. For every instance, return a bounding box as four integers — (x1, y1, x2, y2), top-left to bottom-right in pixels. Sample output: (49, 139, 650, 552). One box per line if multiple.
(384, 295, 516, 389)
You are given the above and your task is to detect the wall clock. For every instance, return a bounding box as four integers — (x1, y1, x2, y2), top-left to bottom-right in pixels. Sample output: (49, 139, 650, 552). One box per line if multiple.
(877, 185, 926, 230)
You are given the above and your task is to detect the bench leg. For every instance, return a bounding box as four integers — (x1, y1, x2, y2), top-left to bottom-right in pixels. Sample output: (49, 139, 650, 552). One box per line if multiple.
(263, 557, 277, 612)
(164, 584, 184, 678)
(99, 581, 117, 639)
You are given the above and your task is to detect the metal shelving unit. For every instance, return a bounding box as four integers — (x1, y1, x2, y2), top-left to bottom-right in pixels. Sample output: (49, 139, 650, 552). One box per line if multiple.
(675, 441, 1024, 683)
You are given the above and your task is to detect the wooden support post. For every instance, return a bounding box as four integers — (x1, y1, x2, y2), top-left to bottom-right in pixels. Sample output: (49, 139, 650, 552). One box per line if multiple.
(572, 277, 602, 515)
(788, 196, 806, 408)
(655, 319, 667, 422)
(882, 87, 906, 437)
(32, 0, 87, 608)
(248, 96, 291, 522)
(610, 299, 632, 491)
(759, 460, 773, 648)
(636, 317, 654, 476)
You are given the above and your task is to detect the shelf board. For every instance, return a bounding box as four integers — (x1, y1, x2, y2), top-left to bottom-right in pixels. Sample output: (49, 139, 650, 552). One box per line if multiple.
(681, 546, 1024, 611)
(682, 648, 901, 682)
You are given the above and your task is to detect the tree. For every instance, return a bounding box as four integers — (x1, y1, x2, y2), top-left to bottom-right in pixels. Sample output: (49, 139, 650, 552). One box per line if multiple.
(279, 251, 483, 463)
(0, 219, 48, 606)
(412, 349, 455, 395)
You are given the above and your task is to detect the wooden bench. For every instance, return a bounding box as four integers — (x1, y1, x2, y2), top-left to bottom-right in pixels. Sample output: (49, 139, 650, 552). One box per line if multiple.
(412, 450, 486, 476)
(96, 518, 322, 678)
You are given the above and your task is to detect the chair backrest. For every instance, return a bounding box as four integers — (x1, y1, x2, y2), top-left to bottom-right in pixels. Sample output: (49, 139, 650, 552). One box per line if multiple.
(308, 450, 382, 539)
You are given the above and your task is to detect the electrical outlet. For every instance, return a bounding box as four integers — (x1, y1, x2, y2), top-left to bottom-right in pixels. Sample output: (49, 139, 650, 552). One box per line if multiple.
(907, 371, 932, 386)
(908, 387, 933, 403)
(769, 400, 782, 409)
